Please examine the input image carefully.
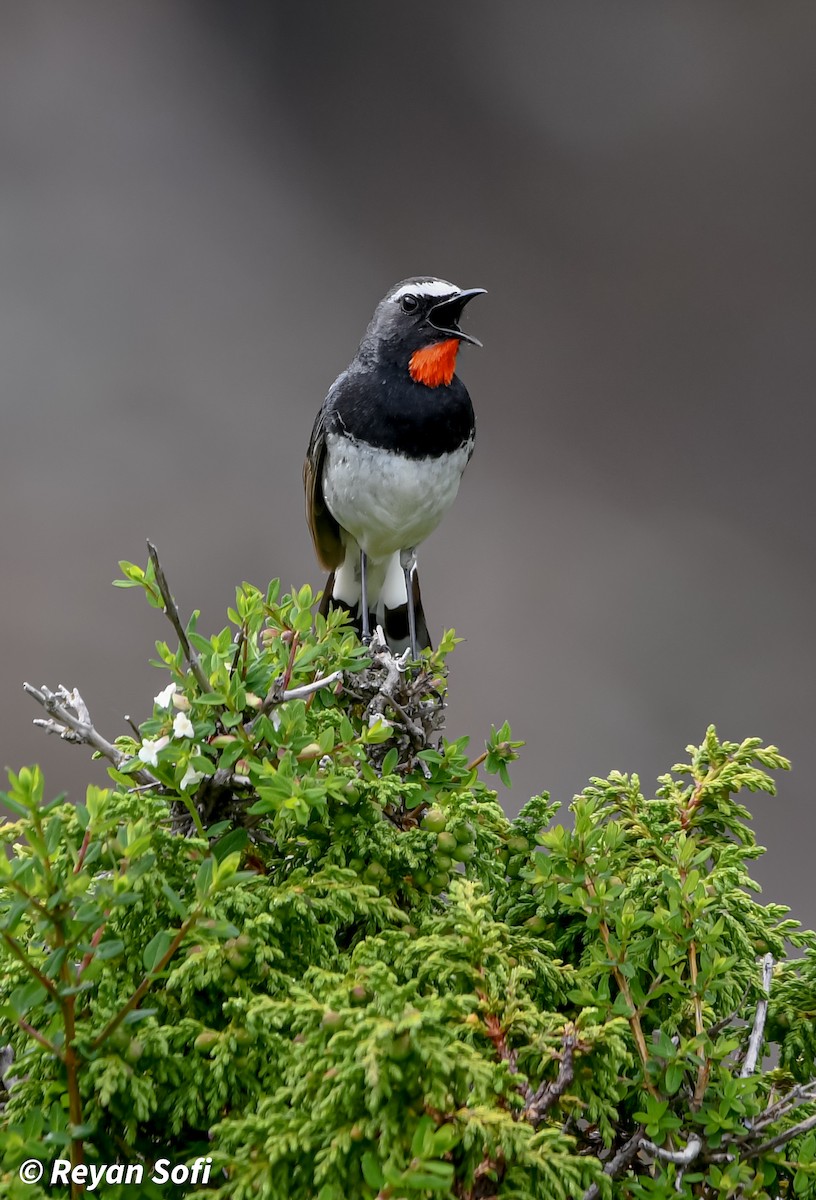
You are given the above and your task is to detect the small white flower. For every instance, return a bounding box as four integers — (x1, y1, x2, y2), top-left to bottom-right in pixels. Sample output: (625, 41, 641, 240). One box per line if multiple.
(138, 735, 170, 767)
(173, 712, 195, 739)
(179, 763, 203, 791)
(368, 713, 392, 730)
(154, 682, 177, 710)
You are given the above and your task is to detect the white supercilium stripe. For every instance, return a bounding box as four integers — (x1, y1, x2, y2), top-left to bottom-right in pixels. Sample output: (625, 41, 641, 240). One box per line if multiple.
(389, 279, 458, 302)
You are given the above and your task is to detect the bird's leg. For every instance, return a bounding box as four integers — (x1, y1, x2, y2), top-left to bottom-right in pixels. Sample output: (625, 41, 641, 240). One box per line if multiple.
(401, 549, 418, 660)
(359, 548, 370, 643)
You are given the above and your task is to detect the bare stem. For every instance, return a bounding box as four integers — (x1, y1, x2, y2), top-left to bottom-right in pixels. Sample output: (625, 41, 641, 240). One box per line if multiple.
(1, 931, 60, 1002)
(749, 1081, 816, 1131)
(641, 1135, 702, 1165)
(280, 631, 301, 693)
(77, 920, 109, 978)
(89, 914, 198, 1052)
(740, 954, 774, 1078)
(526, 1025, 582, 1126)
(479, 993, 534, 1111)
(61, 983, 84, 1174)
(250, 670, 344, 732)
(585, 876, 657, 1095)
(15, 1017, 59, 1056)
(745, 1111, 816, 1159)
(24, 683, 154, 786)
(581, 1127, 645, 1200)
(282, 671, 343, 702)
(689, 938, 710, 1107)
(146, 540, 212, 694)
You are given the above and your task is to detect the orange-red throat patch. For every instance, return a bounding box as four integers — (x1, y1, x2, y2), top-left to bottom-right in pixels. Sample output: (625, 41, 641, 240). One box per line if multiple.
(408, 338, 461, 388)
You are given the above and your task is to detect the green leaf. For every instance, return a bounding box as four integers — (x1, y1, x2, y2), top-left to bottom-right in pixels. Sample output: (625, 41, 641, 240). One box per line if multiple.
(121, 1008, 158, 1026)
(431, 1123, 461, 1155)
(411, 1115, 436, 1159)
(794, 1169, 810, 1195)
(1, 898, 28, 932)
(212, 828, 249, 863)
(195, 856, 215, 901)
(143, 930, 174, 973)
(404, 1161, 455, 1190)
(381, 747, 399, 776)
(213, 850, 243, 885)
(161, 882, 188, 919)
(361, 1152, 384, 1190)
(95, 939, 126, 961)
(8, 980, 47, 1017)
(665, 1062, 685, 1094)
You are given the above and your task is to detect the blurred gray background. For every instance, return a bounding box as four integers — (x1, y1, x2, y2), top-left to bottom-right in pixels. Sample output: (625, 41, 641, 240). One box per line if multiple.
(2, 3, 814, 921)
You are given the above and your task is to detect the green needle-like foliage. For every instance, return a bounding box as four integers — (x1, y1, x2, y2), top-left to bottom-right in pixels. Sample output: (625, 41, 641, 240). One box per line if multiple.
(1, 556, 815, 1200)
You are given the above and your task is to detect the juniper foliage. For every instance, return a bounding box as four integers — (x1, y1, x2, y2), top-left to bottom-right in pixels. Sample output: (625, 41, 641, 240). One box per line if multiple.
(1, 557, 815, 1200)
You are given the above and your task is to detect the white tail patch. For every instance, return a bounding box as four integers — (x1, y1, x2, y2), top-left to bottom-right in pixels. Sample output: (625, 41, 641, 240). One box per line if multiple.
(331, 550, 406, 614)
(379, 553, 408, 611)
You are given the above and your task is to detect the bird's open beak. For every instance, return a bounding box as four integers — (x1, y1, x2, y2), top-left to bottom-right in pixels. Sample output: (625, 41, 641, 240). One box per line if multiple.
(428, 288, 487, 346)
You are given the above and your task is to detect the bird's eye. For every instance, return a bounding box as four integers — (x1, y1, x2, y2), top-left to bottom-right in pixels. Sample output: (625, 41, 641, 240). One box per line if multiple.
(400, 294, 419, 313)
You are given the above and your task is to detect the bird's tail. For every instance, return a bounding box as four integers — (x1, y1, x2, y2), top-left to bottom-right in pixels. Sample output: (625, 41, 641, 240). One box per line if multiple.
(319, 569, 431, 653)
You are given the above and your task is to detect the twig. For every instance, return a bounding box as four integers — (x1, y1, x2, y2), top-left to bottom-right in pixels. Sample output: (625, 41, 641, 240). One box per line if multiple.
(744, 1111, 816, 1159)
(281, 671, 342, 702)
(680, 763, 720, 830)
(748, 1081, 816, 1132)
(366, 628, 409, 724)
(385, 696, 425, 743)
(581, 1127, 645, 1200)
(230, 628, 246, 677)
(480, 1000, 534, 1110)
(280, 631, 301, 694)
(584, 875, 658, 1096)
(78, 921, 109, 978)
(690, 938, 710, 1107)
(15, 1017, 59, 1057)
(73, 827, 92, 874)
(1, 931, 60, 1000)
(526, 1026, 581, 1126)
(740, 954, 774, 1078)
(24, 684, 154, 787)
(641, 1135, 702, 1165)
(250, 670, 343, 732)
(146, 540, 212, 694)
(89, 913, 197, 1051)
(25, 684, 118, 760)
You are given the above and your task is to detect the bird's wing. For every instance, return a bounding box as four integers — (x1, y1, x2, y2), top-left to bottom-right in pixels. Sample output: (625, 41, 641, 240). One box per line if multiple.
(304, 402, 344, 570)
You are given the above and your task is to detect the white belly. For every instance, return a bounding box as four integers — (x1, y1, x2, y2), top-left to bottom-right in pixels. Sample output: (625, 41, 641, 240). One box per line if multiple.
(323, 432, 472, 561)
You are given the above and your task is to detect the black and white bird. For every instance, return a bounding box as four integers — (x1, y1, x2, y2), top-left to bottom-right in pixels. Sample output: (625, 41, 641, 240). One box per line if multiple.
(304, 276, 485, 657)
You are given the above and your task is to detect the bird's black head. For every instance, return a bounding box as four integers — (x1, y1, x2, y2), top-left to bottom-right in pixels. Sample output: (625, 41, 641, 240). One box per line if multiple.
(360, 276, 486, 388)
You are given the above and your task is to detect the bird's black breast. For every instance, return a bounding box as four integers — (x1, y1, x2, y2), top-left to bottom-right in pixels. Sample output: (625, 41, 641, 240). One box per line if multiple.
(324, 363, 475, 459)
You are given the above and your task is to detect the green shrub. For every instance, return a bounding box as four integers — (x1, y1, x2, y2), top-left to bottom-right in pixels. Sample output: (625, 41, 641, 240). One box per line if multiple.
(2, 550, 815, 1199)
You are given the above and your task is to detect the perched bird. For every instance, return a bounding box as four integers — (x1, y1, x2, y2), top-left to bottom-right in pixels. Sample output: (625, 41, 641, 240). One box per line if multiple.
(304, 276, 485, 657)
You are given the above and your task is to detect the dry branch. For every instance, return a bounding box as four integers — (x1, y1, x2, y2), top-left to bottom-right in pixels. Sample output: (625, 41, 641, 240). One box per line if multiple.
(23, 683, 154, 787)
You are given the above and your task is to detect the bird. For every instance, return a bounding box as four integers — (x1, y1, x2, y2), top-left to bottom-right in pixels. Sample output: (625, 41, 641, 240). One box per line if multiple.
(304, 276, 485, 658)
